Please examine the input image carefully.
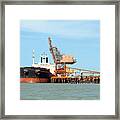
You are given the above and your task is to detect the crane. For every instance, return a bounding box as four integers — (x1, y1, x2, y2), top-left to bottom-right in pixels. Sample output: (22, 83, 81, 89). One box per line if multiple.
(48, 37, 76, 76)
(48, 37, 100, 77)
(48, 37, 100, 83)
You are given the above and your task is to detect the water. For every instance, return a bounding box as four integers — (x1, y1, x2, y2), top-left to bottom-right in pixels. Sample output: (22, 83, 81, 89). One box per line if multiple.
(20, 83, 100, 100)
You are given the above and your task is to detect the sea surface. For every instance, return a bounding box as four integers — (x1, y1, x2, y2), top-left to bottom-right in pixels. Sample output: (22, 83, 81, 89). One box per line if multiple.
(20, 83, 100, 100)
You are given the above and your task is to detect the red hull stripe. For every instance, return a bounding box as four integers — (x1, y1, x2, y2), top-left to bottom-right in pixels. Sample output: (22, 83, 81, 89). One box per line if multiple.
(20, 78, 49, 83)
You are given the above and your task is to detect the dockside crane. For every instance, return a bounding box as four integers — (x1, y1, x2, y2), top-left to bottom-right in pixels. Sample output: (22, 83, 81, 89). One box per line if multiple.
(48, 37, 100, 78)
(48, 37, 76, 76)
(48, 37, 100, 83)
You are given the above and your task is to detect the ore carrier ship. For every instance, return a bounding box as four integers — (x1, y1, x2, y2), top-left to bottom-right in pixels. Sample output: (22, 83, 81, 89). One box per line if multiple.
(20, 51, 53, 83)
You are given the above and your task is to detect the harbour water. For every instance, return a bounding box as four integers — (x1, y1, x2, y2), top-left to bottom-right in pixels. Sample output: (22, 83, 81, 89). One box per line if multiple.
(20, 83, 100, 100)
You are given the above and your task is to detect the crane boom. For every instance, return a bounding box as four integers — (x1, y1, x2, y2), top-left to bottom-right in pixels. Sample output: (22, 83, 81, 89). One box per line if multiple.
(48, 37, 57, 63)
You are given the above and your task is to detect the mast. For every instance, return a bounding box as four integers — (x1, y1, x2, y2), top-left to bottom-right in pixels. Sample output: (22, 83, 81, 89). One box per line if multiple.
(32, 49, 35, 65)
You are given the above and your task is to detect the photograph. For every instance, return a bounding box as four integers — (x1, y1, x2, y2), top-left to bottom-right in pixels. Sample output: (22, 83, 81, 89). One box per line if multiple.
(20, 20, 100, 100)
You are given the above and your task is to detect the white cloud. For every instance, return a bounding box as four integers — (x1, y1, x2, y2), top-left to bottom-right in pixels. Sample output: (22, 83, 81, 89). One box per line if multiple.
(20, 20, 99, 39)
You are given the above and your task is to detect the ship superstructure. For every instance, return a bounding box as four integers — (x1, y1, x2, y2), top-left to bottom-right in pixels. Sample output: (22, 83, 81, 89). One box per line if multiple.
(32, 50, 55, 74)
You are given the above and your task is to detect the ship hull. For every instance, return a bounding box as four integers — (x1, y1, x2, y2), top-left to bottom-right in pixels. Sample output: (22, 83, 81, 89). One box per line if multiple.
(20, 67, 52, 83)
(20, 78, 49, 83)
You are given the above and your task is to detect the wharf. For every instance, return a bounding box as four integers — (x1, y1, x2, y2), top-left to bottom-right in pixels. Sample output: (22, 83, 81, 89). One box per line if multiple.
(50, 76, 100, 84)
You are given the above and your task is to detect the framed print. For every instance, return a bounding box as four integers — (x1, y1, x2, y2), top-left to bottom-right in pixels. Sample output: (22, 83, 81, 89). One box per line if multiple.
(0, 0, 119, 119)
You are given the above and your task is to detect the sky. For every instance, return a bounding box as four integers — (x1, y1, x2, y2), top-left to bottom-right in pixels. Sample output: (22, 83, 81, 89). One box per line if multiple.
(20, 20, 100, 71)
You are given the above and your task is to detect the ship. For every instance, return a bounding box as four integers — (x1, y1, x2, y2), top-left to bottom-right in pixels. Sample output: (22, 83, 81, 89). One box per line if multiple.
(20, 51, 54, 83)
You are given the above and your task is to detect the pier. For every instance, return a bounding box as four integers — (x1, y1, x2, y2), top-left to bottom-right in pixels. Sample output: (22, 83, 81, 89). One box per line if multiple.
(50, 76, 100, 84)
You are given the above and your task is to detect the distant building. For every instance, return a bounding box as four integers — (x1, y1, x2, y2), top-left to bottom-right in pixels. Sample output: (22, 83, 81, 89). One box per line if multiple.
(32, 49, 55, 74)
